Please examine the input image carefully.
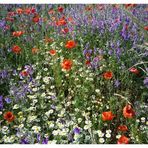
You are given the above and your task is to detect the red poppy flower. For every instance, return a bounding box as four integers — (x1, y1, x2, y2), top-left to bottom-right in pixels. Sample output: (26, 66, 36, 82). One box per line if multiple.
(65, 40, 76, 49)
(85, 6, 92, 11)
(49, 49, 56, 56)
(117, 135, 129, 144)
(102, 111, 115, 121)
(123, 104, 135, 118)
(31, 7, 36, 13)
(24, 7, 35, 14)
(61, 27, 69, 34)
(48, 8, 55, 14)
(24, 8, 31, 15)
(97, 4, 105, 10)
(61, 59, 73, 71)
(16, 8, 23, 14)
(58, 6, 64, 13)
(118, 125, 128, 132)
(44, 37, 54, 43)
(20, 70, 29, 77)
(129, 67, 139, 75)
(32, 15, 40, 23)
(12, 31, 24, 37)
(144, 26, 148, 31)
(56, 18, 67, 26)
(67, 17, 75, 24)
(3, 111, 15, 122)
(4, 25, 10, 30)
(85, 60, 91, 66)
(103, 71, 113, 80)
(8, 11, 16, 17)
(12, 45, 21, 54)
(6, 17, 14, 22)
(32, 48, 38, 54)
(125, 4, 136, 9)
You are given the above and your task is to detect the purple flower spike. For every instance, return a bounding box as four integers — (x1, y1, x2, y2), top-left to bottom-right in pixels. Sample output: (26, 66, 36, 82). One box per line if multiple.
(73, 127, 80, 134)
(114, 80, 121, 88)
(20, 139, 29, 144)
(143, 77, 148, 88)
(5, 98, 12, 104)
(0, 96, 3, 110)
(42, 138, 48, 144)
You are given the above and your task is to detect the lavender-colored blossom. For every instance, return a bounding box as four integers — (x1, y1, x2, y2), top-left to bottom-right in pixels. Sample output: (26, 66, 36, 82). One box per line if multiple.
(73, 127, 80, 134)
(37, 134, 41, 143)
(68, 132, 74, 142)
(0, 70, 8, 79)
(19, 65, 34, 79)
(125, 17, 130, 23)
(51, 95, 56, 100)
(108, 50, 113, 55)
(10, 83, 32, 101)
(0, 19, 6, 29)
(83, 49, 92, 56)
(20, 139, 29, 144)
(116, 47, 122, 60)
(143, 77, 148, 88)
(50, 104, 56, 109)
(12, 69, 17, 76)
(42, 137, 48, 144)
(5, 97, 12, 104)
(90, 57, 100, 69)
(0, 96, 3, 110)
(24, 65, 33, 74)
(93, 57, 99, 63)
(98, 49, 105, 55)
(114, 80, 121, 88)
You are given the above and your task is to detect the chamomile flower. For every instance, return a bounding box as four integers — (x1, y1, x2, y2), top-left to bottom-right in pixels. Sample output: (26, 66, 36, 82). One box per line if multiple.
(1, 126, 9, 134)
(52, 130, 60, 136)
(27, 115, 37, 123)
(106, 130, 112, 133)
(141, 117, 146, 123)
(116, 135, 121, 139)
(32, 126, 41, 134)
(48, 140, 57, 144)
(3, 135, 15, 143)
(99, 138, 105, 143)
(78, 118, 82, 123)
(105, 133, 111, 138)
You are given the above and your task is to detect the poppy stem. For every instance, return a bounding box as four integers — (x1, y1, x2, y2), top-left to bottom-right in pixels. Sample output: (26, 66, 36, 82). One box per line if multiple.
(114, 93, 131, 104)
(128, 61, 148, 70)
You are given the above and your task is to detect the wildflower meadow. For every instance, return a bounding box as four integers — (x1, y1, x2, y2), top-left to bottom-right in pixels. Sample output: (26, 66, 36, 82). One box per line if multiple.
(0, 4, 148, 144)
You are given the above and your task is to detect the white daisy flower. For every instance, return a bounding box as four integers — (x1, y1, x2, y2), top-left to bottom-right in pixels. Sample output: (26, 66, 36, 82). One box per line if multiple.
(116, 135, 121, 139)
(2, 126, 9, 134)
(141, 117, 145, 122)
(78, 118, 82, 123)
(32, 126, 41, 134)
(106, 130, 112, 133)
(27, 115, 37, 123)
(13, 104, 19, 109)
(99, 138, 105, 143)
(3, 135, 15, 143)
(105, 133, 111, 138)
(98, 132, 104, 138)
(95, 89, 100, 93)
(48, 140, 57, 144)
